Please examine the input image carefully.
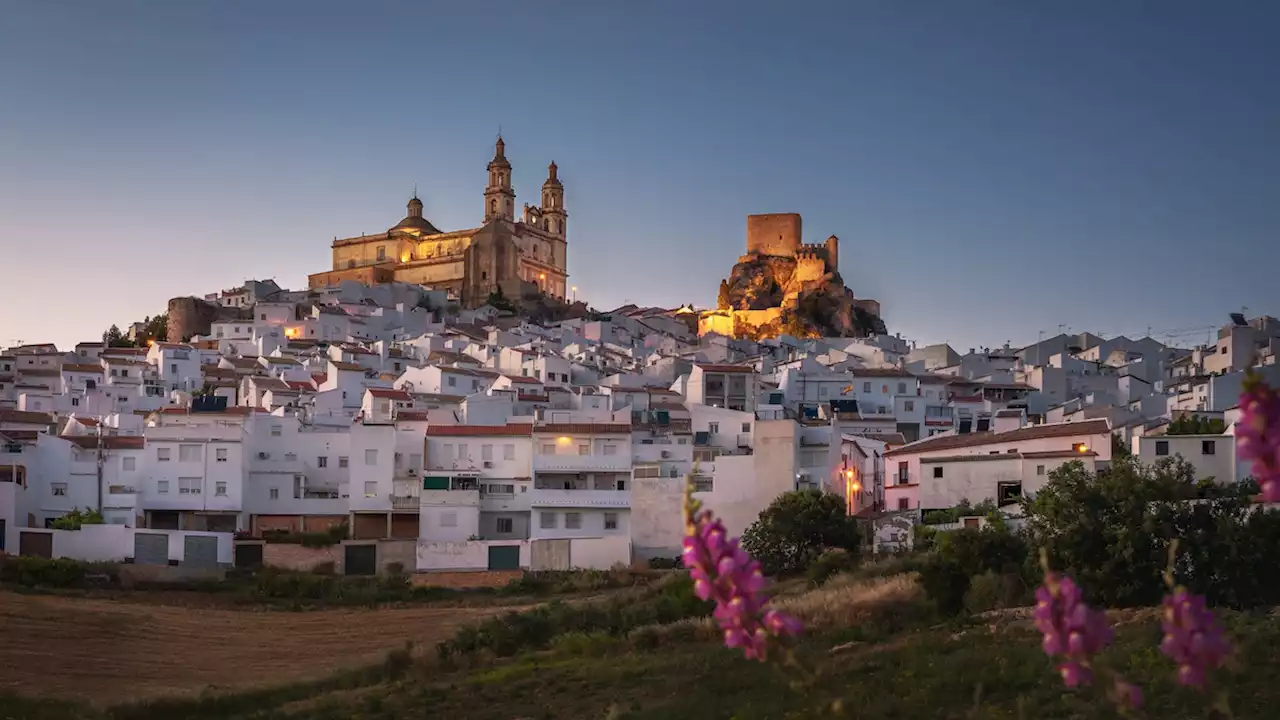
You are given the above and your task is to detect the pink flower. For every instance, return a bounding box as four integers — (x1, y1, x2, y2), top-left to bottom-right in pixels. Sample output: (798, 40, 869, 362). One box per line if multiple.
(683, 504, 801, 661)
(1160, 588, 1230, 689)
(1033, 572, 1114, 687)
(1237, 375, 1280, 502)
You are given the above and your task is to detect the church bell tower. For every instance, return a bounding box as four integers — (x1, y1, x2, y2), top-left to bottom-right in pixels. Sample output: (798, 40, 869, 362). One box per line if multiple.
(484, 137, 515, 222)
(541, 161, 566, 238)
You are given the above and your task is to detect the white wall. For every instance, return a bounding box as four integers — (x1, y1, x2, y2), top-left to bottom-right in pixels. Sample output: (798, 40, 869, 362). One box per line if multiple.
(1135, 435, 1235, 483)
(414, 539, 531, 571)
(568, 535, 631, 569)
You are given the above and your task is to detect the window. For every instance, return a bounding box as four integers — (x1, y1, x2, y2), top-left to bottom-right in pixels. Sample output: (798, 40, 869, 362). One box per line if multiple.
(157, 447, 171, 462)
(269, 487, 279, 500)
(693, 476, 713, 492)
(1220, 346, 1228, 354)
(603, 444, 618, 456)
(271, 424, 282, 437)
(1202, 440, 1216, 455)
(157, 480, 169, 494)
(72, 397, 80, 407)
(904, 400, 914, 412)
(898, 497, 910, 510)
(578, 443, 590, 456)
(1071, 443, 1088, 453)
(215, 481, 227, 496)
(897, 461, 908, 484)
(897, 382, 906, 394)
(52, 483, 67, 496)
(1036, 465, 1046, 476)
(121, 456, 136, 472)
(504, 444, 515, 460)
(540, 511, 557, 529)
(541, 443, 556, 454)
(708, 422, 719, 434)
(365, 449, 378, 465)
(677, 437, 688, 445)
(863, 382, 872, 393)
(364, 481, 377, 497)
(317, 455, 328, 468)
(376, 245, 386, 261)
(932, 466, 943, 479)
(482, 444, 493, 461)
(447, 376, 457, 387)
(439, 511, 458, 528)
(179, 477, 201, 495)
(339, 456, 349, 468)
(564, 512, 582, 529)
(604, 512, 618, 530)
(215, 448, 228, 462)
(496, 517, 514, 533)
(170, 363, 177, 374)
(1155, 441, 1169, 456)
(457, 443, 468, 460)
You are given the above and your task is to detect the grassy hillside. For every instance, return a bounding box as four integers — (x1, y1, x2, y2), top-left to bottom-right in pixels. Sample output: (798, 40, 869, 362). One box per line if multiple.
(8, 571, 1280, 719)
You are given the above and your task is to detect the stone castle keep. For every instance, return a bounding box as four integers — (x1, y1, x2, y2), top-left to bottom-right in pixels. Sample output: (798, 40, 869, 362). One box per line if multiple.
(700, 212, 883, 339)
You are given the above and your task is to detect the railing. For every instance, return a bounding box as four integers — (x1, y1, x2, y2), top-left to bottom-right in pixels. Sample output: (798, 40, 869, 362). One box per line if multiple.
(390, 494, 419, 510)
(533, 454, 630, 472)
(528, 488, 631, 508)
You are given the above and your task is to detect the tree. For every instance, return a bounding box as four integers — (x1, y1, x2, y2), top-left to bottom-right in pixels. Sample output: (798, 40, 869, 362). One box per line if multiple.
(740, 490, 860, 576)
(1167, 415, 1226, 435)
(51, 507, 105, 530)
(1111, 432, 1131, 457)
(101, 324, 134, 348)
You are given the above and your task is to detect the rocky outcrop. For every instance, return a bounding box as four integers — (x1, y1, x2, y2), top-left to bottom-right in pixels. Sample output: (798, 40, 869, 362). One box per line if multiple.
(715, 256, 885, 339)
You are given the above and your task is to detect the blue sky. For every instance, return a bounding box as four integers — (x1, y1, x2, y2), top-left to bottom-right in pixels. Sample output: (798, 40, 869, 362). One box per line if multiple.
(2, 1, 1277, 351)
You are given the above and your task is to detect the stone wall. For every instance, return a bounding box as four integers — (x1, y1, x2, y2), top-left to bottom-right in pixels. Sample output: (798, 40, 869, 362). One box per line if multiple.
(167, 296, 245, 342)
(745, 213, 802, 258)
(262, 543, 345, 573)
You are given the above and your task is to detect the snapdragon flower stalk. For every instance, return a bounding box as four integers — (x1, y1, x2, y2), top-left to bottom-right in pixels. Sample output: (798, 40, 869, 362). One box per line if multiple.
(682, 475, 801, 660)
(1159, 541, 1232, 690)
(1237, 371, 1280, 502)
(1035, 551, 1141, 711)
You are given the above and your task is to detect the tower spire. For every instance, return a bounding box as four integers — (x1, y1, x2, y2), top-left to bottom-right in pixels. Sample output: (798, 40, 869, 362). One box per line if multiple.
(484, 135, 514, 222)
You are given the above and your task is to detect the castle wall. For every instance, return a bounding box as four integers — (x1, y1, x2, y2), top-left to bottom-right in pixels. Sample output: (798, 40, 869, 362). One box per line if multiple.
(307, 266, 395, 290)
(698, 308, 784, 339)
(792, 254, 827, 285)
(167, 297, 241, 343)
(824, 235, 839, 273)
(746, 213, 802, 258)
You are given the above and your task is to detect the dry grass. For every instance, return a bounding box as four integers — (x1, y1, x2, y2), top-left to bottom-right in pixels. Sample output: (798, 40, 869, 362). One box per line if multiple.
(775, 572, 923, 630)
(0, 590, 518, 706)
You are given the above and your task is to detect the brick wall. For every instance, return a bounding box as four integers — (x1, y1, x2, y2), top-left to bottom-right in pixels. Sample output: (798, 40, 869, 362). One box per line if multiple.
(262, 543, 344, 573)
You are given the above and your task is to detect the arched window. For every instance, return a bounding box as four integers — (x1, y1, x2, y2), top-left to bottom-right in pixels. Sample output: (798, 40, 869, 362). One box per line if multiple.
(490, 199, 497, 214)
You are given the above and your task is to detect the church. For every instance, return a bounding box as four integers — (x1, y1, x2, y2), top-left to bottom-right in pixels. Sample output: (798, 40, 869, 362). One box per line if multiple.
(308, 137, 569, 307)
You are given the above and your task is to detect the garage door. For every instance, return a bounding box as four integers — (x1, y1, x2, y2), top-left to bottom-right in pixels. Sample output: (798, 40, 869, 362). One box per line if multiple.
(344, 544, 377, 576)
(234, 542, 264, 568)
(18, 531, 52, 558)
(134, 532, 170, 565)
(183, 535, 219, 568)
(488, 544, 521, 570)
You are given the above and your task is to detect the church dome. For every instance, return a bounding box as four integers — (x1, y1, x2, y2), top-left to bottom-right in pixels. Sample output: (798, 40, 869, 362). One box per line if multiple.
(391, 196, 441, 235)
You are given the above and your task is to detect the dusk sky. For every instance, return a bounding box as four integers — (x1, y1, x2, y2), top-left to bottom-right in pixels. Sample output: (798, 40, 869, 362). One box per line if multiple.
(2, 1, 1277, 352)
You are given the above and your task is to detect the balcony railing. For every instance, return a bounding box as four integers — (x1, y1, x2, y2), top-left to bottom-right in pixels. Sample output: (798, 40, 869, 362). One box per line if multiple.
(390, 494, 419, 510)
(533, 454, 630, 473)
(528, 488, 631, 508)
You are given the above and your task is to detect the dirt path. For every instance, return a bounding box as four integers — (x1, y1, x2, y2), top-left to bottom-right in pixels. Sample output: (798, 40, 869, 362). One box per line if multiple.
(0, 591, 511, 706)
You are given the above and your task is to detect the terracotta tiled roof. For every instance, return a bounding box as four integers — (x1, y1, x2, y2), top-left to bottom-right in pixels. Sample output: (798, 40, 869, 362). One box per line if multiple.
(330, 361, 363, 372)
(20, 369, 61, 377)
(64, 435, 146, 450)
(264, 356, 302, 365)
(154, 406, 262, 416)
(68, 416, 100, 426)
(885, 419, 1111, 457)
(154, 342, 195, 350)
(202, 367, 237, 379)
(503, 375, 540, 384)
(285, 380, 314, 391)
(859, 432, 907, 446)
(252, 377, 292, 392)
(0, 410, 55, 425)
(921, 454, 1021, 463)
(517, 393, 550, 402)
(426, 424, 533, 436)
(61, 364, 103, 373)
(695, 363, 756, 374)
(994, 409, 1024, 418)
(444, 366, 499, 379)
(394, 411, 432, 422)
(913, 374, 952, 384)
(534, 423, 632, 435)
(851, 368, 916, 378)
(1021, 450, 1099, 459)
(0, 430, 39, 442)
(311, 372, 327, 383)
(225, 358, 260, 369)
(427, 350, 481, 365)
(409, 392, 466, 404)
(368, 388, 413, 401)
(102, 347, 147, 356)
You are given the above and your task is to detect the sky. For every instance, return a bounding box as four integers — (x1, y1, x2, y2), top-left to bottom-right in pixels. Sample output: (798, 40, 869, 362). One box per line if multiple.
(2, 1, 1278, 352)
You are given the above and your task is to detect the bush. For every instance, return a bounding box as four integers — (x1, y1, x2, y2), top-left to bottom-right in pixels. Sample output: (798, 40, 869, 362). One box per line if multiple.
(497, 569, 627, 596)
(0, 556, 117, 589)
(50, 507, 104, 530)
(741, 490, 860, 576)
(647, 556, 682, 570)
(806, 548, 856, 586)
(962, 570, 1025, 615)
(917, 525, 1032, 616)
(260, 522, 348, 547)
(438, 575, 711, 660)
(550, 631, 622, 657)
(1023, 456, 1280, 609)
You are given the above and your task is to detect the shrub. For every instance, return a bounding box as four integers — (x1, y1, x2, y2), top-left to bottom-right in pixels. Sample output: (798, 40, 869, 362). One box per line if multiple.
(741, 489, 860, 576)
(1023, 455, 1280, 609)
(806, 548, 856, 586)
(962, 569, 1024, 615)
(647, 556, 682, 570)
(438, 575, 711, 660)
(0, 556, 116, 589)
(50, 507, 104, 530)
(551, 631, 622, 657)
(917, 525, 1032, 616)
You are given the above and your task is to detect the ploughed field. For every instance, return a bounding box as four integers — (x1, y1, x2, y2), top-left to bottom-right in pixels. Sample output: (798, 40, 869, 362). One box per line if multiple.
(0, 591, 504, 706)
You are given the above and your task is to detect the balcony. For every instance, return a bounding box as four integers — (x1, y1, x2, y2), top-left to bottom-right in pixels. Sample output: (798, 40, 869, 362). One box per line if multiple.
(390, 494, 420, 510)
(420, 489, 480, 506)
(529, 488, 631, 508)
(105, 486, 139, 509)
(533, 453, 630, 473)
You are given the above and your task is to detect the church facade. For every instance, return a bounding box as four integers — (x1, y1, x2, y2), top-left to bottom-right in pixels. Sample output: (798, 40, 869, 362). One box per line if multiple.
(307, 137, 569, 307)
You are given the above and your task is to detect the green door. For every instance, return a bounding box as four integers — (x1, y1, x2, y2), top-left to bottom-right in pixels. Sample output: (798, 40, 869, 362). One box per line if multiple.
(487, 544, 521, 570)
